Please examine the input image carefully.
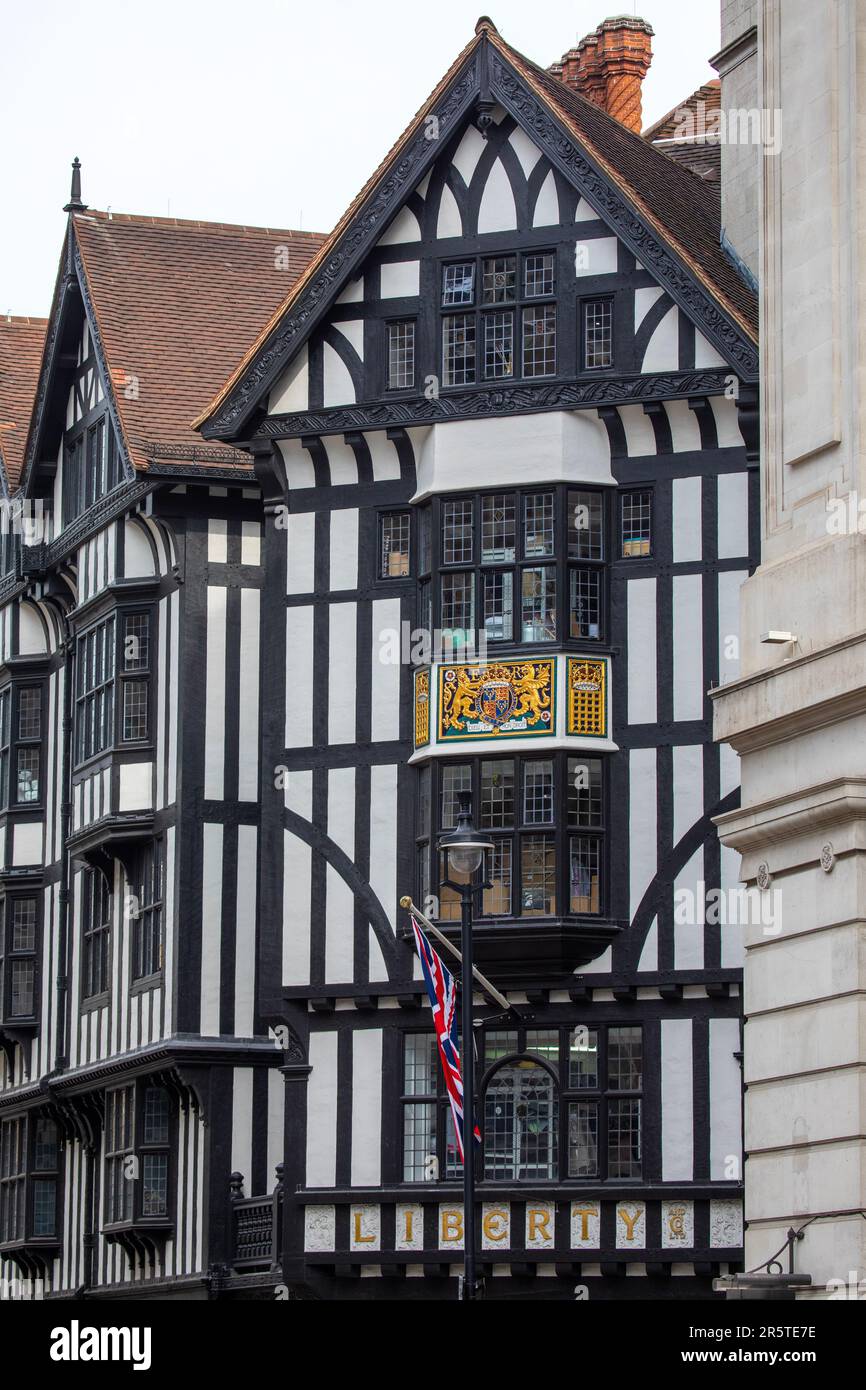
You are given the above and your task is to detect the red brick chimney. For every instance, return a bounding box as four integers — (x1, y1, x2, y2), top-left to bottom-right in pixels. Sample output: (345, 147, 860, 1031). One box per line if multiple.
(550, 15, 654, 133)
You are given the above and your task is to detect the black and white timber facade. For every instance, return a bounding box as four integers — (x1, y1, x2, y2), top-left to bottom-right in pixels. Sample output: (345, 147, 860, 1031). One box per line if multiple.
(198, 21, 759, 1300)
(0, 206, 323, 1299)
(0, 17, 759, 1302)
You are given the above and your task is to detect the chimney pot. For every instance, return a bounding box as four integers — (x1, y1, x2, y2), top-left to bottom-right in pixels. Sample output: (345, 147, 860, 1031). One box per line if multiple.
(549, 15, 654, 133)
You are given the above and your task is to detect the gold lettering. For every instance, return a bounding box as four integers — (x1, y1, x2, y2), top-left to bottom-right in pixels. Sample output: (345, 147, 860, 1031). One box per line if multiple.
(403, 1208, 414, 1243)
(527, 1207, 551, 1243)
(441, 1208, 463, 1243)
(668, 1205, 686, 1240)
(572, 1205, 595, 1242)
(482, 1208, 508, 1243)
(352, 1210, 375, 1245)
(618, 1205, 641, 1241)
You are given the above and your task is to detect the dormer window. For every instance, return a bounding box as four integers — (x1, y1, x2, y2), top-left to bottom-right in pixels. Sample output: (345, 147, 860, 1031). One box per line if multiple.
(441, 251, 557, 386)
(62, 416, 124, 525)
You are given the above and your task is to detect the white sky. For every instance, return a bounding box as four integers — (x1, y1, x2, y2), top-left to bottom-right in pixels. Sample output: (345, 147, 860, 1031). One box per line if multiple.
(0, 0, 720, 317)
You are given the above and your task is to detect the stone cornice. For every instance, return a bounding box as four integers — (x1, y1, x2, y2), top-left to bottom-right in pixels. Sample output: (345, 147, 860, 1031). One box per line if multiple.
(715, 777, 866, 857)
(709, 26, 758, 79)
(711, 629, 866, 752)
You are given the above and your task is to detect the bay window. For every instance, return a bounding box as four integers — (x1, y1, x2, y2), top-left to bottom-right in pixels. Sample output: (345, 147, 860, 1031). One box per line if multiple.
(0, 895, 40, 1024)
(430, 487, 607, 650)
(0, 682, 45, 808)
(75, 609, 152, 765)
(417, 754, 606, 923)
(0, 1113, 60, 1249)
(104, 1081, 172, 1230)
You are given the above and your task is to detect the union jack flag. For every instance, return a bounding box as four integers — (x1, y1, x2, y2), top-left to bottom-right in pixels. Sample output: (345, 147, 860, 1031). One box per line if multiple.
(410, 915, 481, 1161)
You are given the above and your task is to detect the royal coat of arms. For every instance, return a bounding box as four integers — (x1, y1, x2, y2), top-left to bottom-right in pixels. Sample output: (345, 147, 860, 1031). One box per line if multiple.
(439, 660, 554, 740)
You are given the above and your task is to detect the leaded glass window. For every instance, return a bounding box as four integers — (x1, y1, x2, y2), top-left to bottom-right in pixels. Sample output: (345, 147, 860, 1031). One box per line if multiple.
(419, 755, 607, 923)
(387, 320, 416, 390)
(583, 297, 613, 369)
(441, 251, 556, 384)
(622, 490, 652, 558)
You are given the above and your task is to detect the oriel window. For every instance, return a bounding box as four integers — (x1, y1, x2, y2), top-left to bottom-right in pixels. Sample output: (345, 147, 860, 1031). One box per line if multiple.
(421, 754, 606, 923)
(4, 896, 38, 1020)
(15, 686, 41, 803)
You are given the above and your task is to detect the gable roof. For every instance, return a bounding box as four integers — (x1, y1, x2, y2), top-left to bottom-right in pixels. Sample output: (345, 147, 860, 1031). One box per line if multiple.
(197, 20, 757, 440)
(643, 79, 721, 183)
(0, 316, 48, 492)
(73, 211, 327, 472)
(23, 211, 326, 488)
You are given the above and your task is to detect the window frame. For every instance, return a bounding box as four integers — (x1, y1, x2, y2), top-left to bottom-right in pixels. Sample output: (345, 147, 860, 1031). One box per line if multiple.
(0, 680, 46, 811)
(62, 411, 125, 527)
(416, 752, 608, 925)
(0, 1111, 61, 1249)
(385, 318, 417, 392)
(399, 1032, 464, 1183)
(398, 1025, 643, 1186)
(620, 488, 653, 559)
(129, 841, 165, 986)
(0, 892, 41, 1025)
(580, 295, 615, 371)
(378, 511, 412, 581)
(440, 250, 558, 388)
(13, 683, 43, 806)
(430, 485, 609, 652)
(74, 606, 154, 769)
(103, 1081, 174, 1232)
(81, 866, 112, 1004)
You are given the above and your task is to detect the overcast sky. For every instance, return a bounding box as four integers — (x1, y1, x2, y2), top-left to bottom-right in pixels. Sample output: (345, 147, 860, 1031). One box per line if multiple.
(0, 0, 720, 317)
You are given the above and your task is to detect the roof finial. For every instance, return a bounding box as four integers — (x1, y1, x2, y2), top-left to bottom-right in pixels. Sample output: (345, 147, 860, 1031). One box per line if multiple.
(63, 156, 87, 213)
(475, 15, 497, 34)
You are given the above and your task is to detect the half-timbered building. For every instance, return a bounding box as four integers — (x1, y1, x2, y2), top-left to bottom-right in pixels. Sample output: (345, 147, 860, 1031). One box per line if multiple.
(196, 17, 759, 1299)
(0, 184, 324, 1299)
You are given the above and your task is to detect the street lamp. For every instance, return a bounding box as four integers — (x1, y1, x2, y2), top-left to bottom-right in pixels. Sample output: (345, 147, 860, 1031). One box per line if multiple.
(438, 789, 493, 1301)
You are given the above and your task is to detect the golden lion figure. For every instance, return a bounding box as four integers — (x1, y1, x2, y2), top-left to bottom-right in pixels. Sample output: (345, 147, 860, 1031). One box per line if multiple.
(442, 662, 552, 732)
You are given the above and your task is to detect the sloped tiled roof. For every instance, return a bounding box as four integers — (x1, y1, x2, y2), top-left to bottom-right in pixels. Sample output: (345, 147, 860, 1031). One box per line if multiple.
(198, 22, 756, 432)
(71, 211, 326, 470)
(0, 316, 48, 491)
(644, 80, 721, 184)
(507, 54, 748, 325)
(644, 79, 720, 141)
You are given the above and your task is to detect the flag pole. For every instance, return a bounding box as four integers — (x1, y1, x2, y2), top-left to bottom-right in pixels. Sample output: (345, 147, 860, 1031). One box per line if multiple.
(399, 895, 511, 1012)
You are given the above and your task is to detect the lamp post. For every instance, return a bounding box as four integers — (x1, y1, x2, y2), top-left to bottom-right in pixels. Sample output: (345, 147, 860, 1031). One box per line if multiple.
(438, 790, 493, 1301)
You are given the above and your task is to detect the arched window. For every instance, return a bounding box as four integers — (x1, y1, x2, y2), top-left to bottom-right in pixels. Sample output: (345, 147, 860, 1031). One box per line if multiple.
(483, 1058, 558, 1181)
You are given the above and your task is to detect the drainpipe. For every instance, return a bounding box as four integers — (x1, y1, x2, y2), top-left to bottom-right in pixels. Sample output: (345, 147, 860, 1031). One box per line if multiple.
(54, 623, 74, 1070)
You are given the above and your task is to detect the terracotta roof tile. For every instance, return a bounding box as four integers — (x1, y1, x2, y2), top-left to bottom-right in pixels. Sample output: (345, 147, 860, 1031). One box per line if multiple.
(72, 211, 326, 470)
(643, 79, 720, 141)
(644, 80, 721, 184)
(0, 316, 48, 491)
